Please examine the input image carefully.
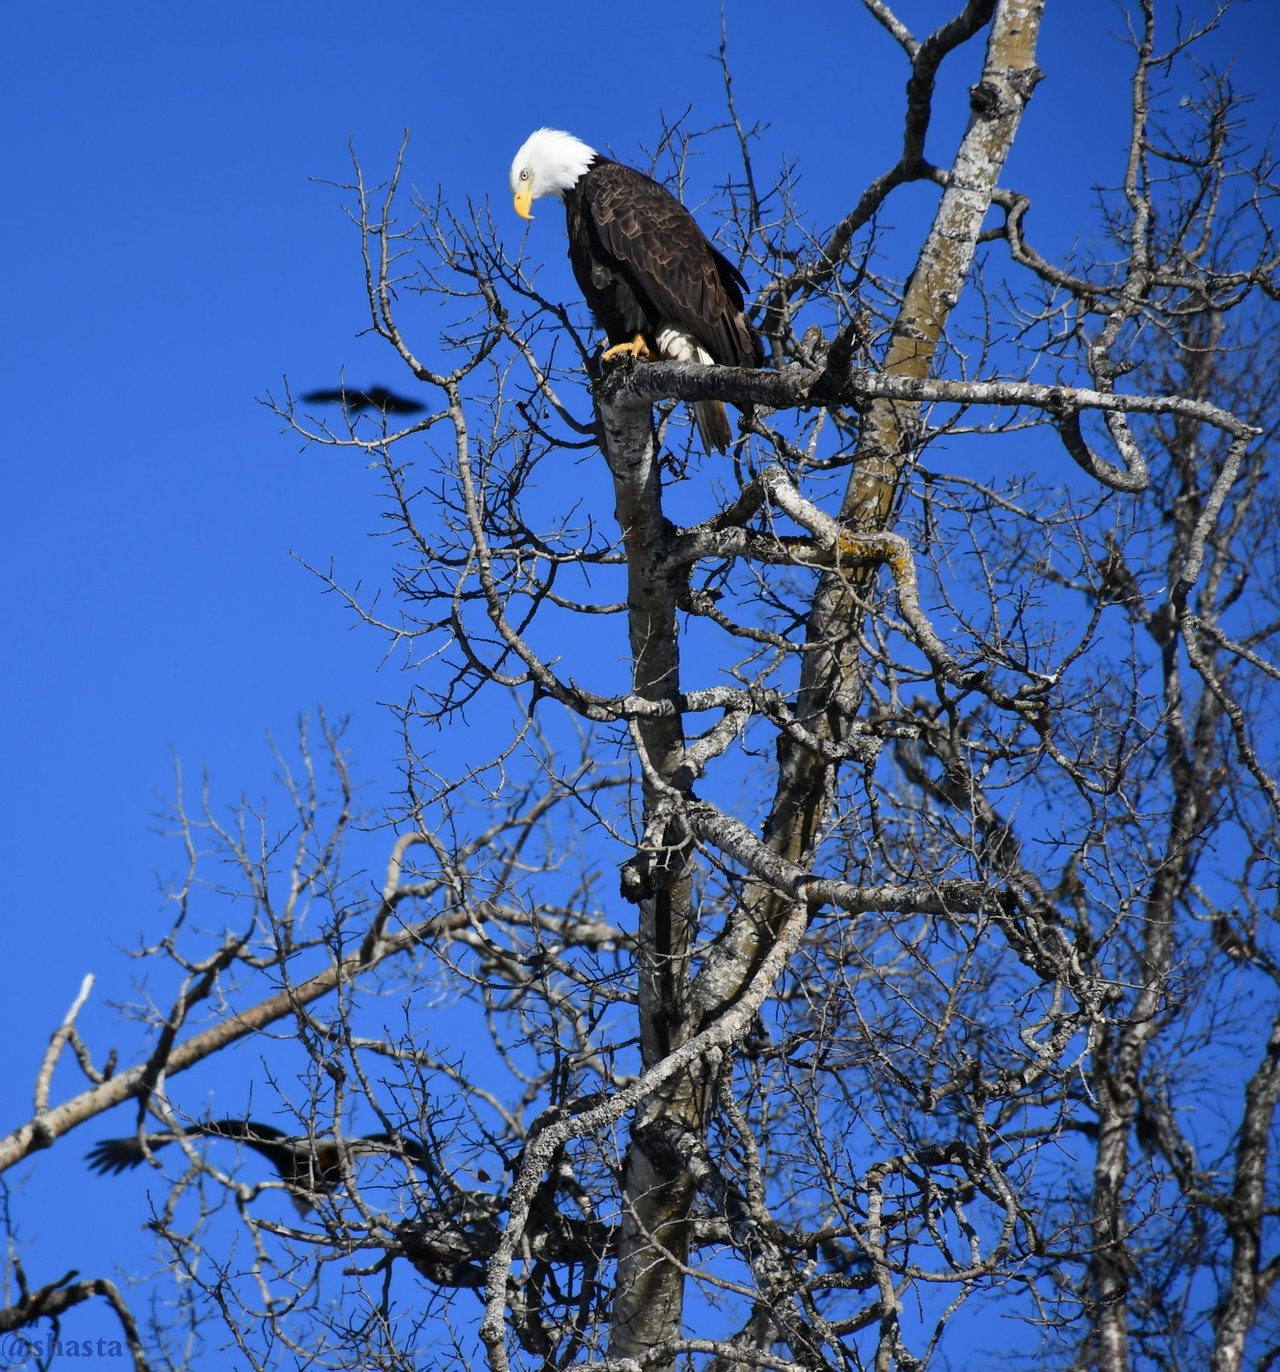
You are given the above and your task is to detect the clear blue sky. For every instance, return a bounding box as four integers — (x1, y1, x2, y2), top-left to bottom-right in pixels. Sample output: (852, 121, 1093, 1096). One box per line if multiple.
(3, 0, 1277, 1350)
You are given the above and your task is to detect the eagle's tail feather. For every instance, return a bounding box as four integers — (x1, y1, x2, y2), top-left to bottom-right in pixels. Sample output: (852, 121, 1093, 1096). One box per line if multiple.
(656, 325, 734, 454)
(693, 400, 732, 454)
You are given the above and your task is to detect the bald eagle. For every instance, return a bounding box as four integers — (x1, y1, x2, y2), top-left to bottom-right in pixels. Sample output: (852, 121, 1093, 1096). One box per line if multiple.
(509, 128, 762, 453)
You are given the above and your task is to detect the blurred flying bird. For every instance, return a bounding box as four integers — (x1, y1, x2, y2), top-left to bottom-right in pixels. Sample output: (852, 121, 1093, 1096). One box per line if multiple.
(87, 1118, 432, 1214)
(301, 385, 425, 415)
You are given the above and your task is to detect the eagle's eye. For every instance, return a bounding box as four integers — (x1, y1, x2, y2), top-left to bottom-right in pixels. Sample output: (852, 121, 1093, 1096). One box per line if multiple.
(519, 168, 529, 182)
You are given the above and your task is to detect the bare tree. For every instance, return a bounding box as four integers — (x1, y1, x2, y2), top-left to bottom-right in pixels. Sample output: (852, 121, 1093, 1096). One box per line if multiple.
(4, 1, 1280, 1368)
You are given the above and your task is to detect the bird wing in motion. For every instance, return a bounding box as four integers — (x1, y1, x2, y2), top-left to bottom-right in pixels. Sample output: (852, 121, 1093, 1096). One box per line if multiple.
(85, 1119, 292, 1175)
(301, 386, 425, 415)
(86, 1119, 431, 1211)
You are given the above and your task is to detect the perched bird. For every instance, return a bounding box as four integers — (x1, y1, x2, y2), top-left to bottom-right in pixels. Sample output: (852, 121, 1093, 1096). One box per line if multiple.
(509, 127, 763, 453)
(301, 385, 425, 416)
(86, 1118, 432, 1215)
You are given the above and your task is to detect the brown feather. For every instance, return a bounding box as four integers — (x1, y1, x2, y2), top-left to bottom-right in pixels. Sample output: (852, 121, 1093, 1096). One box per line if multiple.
(561, 157, 762, 451)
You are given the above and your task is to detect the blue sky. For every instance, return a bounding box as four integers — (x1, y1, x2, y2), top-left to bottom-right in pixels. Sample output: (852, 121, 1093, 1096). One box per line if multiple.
(3, 0, 1278, 1355)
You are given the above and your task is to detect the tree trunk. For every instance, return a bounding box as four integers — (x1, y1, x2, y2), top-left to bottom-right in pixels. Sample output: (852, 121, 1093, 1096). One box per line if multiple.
(599, 383, 707, 1361)
(604, 4, 1046, 1361)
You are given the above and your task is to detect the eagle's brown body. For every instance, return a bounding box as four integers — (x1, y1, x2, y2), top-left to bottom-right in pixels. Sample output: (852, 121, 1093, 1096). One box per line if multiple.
(563, 158, 762, 372)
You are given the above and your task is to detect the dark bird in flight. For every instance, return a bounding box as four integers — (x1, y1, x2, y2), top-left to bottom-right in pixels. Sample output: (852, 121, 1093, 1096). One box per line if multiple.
(509, 127, 763, 454)
(301, 385, 426, 416)
(86, 1118, 432, 1214)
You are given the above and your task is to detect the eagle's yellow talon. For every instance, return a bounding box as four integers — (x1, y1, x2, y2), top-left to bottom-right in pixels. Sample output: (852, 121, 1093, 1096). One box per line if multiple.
(601, 333, 652, 363)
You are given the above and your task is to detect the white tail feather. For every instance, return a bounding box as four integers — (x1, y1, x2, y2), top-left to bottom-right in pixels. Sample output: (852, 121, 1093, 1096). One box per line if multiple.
(656, 326, 732, 453)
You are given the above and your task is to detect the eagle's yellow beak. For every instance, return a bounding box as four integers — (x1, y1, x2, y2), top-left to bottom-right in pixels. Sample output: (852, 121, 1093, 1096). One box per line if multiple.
(513, 187, 533, 220)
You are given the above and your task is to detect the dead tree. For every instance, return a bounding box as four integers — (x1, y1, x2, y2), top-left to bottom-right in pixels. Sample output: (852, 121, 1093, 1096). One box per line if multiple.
(4, 2, 1279, 1369)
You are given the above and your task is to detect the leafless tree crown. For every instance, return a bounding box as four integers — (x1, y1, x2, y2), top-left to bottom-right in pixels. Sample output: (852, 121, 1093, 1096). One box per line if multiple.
(5, 3, 1280, 1369)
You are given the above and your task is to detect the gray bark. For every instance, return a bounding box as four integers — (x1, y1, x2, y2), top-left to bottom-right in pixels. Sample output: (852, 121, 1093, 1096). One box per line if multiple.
(598, 4, 1046, 1363)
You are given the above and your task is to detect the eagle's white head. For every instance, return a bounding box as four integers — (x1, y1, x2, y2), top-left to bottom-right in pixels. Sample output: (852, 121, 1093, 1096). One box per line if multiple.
(510, 128, 596, 220)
